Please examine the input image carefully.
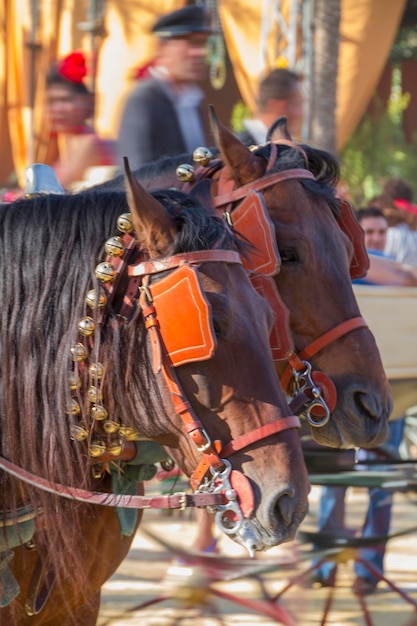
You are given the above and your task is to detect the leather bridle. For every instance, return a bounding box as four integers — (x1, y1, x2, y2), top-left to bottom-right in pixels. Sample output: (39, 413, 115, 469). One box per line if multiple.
(182, 141, 370, 427)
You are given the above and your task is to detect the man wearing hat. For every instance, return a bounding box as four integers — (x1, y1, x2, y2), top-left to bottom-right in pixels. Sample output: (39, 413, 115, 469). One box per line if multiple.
(117, 5, 213, 169)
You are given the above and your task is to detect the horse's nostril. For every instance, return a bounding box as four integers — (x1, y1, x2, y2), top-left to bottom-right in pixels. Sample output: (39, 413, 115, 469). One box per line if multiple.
(273, 491, 295, 528)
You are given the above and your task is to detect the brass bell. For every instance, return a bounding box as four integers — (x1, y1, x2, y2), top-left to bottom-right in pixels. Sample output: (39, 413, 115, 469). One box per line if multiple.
(65, 399, 81, 415)
(68, 371, 81, 390)
(78, 316, 95, 337)
(91, 465, 103, 479)
(193, 146, 213, 167)
(119, 426, 141, 441)
(69, 424, 88, 441)
(176, 163, 195, 182)
(71, 343, 88, 362)
(89, 438, 106, 457)
(86, 288, 107, 310)
(95, 262, 116, 283)
(117, 213, 134, 234)
(103, 419, 120, 434)
(88, 386, 102, 403)
(105, 236, 125, 257)
(89, 362, 104, 379)
(90, 404, 108, 421)
(107, 439, 123, 456)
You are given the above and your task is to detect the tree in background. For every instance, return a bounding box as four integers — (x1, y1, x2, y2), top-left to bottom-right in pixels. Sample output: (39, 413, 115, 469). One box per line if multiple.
(311, 0, 340, 154)
(340, 6, 417, 206)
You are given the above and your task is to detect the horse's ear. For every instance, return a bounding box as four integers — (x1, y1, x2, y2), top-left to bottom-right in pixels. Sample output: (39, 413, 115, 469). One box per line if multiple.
(188, 179, 216, 215)
(123, 157, 178, 256)
(267, 116, 292, 142)
(208, 105, 265, 186)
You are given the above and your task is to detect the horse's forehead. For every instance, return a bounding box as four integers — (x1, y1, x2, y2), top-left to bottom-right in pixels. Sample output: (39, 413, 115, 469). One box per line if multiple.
(265, 181, 335, 229)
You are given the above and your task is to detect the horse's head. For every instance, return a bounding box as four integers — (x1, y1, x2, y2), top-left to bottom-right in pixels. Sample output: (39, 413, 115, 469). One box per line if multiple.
(118, 162, 310, 551)
(201, 112, 392, 450)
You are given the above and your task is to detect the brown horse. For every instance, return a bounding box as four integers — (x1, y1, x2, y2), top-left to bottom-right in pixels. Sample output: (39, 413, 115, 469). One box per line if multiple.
(0, 165, 309, 624)
(102, 113, 392, 451)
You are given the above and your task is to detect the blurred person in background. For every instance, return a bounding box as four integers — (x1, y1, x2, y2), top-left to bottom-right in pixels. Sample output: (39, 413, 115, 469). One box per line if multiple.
(45, 51, 117, 190)
(117, 5, 212, 169)
(371, 177, 417, 265)
(310, 205, 411, 596)
(239, 67, 304, 145)
(355, 206, 417, 285)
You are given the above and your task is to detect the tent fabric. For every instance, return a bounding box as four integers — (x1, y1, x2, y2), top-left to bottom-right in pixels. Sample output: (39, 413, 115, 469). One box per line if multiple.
(336, 0, 406, 150)
(218, 0, 406, 151)
(0, 0, 408, 187)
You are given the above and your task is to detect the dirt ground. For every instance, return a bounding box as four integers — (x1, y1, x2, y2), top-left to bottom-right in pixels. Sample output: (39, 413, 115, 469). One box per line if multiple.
(97, 484, 417, 626)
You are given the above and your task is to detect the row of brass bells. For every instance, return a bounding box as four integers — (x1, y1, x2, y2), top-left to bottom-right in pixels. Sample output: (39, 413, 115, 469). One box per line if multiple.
(68, 211, 137, 461)
(175, 146, 213, 182)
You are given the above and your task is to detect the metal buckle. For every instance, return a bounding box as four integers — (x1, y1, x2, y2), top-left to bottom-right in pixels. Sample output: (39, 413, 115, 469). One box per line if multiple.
(293, 361, 331, 427)
(196, 427, 213, 453)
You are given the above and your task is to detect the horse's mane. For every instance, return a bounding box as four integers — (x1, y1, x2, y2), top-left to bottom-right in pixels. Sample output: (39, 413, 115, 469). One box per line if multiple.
(252, 142, 341, 215)
(0, 186, 239, 605)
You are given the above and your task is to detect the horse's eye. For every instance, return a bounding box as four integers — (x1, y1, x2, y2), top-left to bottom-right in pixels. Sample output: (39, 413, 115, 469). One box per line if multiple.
(280, 248, 299, 263)
(212, 319, 226, 340)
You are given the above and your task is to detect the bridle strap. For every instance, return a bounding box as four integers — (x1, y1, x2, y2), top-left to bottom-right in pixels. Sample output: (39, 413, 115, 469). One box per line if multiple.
(129, 249, 242, 277)
(0, 456, 225, 509)
(138, 258, 301, 492)
(191, 415, 300, 488)
(221, 416, 300, 457)
(281, 316, 368, 392)
(213, 169, 315, 208)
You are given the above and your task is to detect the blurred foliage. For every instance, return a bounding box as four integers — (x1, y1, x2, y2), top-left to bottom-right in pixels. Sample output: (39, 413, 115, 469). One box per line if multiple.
(390, 24, 417, 62)
(340, 67, 417, 207)
(230, 100, 251, 132)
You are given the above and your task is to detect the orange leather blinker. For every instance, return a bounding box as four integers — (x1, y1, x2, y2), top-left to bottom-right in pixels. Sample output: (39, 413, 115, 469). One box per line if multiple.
(148, 263, 217, 367)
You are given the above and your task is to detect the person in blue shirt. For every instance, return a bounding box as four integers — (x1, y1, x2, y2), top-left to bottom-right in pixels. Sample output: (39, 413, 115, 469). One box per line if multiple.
(310, 206, 415, 596)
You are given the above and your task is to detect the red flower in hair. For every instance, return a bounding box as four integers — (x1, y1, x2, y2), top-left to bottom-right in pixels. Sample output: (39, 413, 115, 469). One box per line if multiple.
(58, 52, 87, 83)
(134, 59, 155, 80)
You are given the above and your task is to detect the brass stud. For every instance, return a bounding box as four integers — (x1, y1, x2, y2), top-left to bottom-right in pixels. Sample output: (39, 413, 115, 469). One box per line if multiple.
(193, 146, 213, 166)
(176, 163, 195, 182)
(89, 438, 106, 457)
(95, 262, 116, 283)
(103, 420, 120, 434)
(78, 316, 95, 337)
(71, 343, 88, 362)
(65, 399, 81, 415)
(88, 386, 102, 403)
(69, 424, 88, 441)
(68, 371, 81, 390)
(86, 288, 107, 310)
(105, 236, 125, 257)
(90, 404, 108, 421)
(117, 213, 134, 234)
(89, 362, 104, 379)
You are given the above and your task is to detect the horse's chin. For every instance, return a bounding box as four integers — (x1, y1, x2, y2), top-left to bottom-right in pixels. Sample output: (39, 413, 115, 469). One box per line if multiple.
(228, 515, 303, 556)
(309, 415, 389, 450)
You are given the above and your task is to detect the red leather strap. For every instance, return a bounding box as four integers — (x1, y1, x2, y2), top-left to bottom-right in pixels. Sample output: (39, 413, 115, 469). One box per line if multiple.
(129, 249, 242, 277)
(190, 415, 300, 489)
(280, 316, 368, 392)
(0, 456, 225, 509)
(220, 415, 300, 457)
(213, 169, 315, 208)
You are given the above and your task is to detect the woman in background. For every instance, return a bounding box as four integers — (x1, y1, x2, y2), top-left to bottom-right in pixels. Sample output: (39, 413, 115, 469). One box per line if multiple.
(46, 51, 117, 190)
